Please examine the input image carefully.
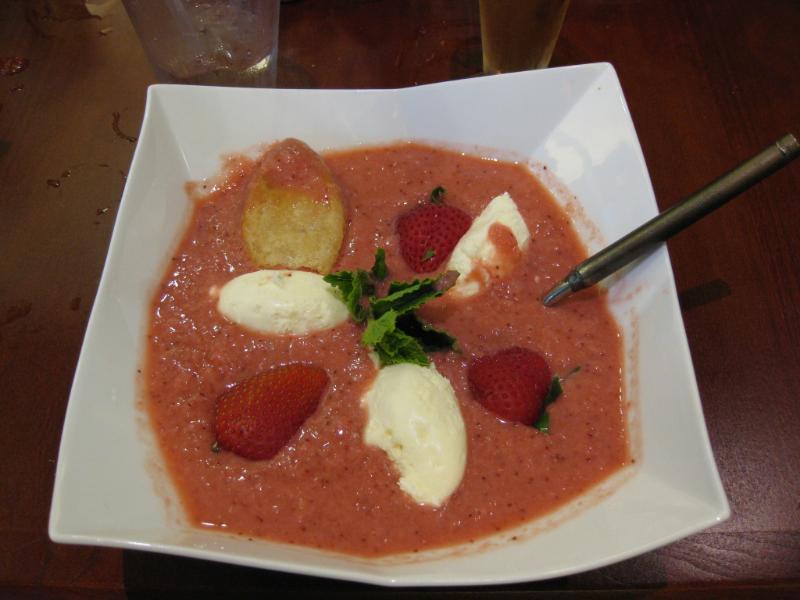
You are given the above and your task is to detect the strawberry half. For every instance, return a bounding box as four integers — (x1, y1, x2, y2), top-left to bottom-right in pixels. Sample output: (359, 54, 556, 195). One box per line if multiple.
(396, 195, 471, 273)
(467, 347, 552, 425)
(214, 364, 329, 460)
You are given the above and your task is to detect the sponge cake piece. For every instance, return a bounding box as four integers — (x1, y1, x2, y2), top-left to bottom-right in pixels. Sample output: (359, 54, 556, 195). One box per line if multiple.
(242, 139, 345, 274)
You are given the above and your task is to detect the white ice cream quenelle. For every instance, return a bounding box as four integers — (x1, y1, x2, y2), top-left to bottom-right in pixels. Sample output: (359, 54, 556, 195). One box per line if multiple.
(216, 269, 349, 335)
(446, 192, 531, 298)
(362, 363, 467, 507)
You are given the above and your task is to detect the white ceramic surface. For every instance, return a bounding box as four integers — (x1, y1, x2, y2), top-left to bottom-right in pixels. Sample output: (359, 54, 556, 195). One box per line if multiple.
(49, 64, 729, 586)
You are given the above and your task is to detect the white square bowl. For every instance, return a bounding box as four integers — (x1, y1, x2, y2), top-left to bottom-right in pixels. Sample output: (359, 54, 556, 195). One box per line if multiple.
(49, 63, 729, 586)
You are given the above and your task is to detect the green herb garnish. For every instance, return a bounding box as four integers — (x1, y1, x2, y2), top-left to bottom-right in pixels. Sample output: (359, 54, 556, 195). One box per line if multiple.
(324, 249, 390, 321)
(421, 248, 436, 262)
(362, 310, 397, 346)
(430, 186, 446, 203)
(371, 247, 388, 280)
(396, 313, 456, 352)
(323, 269, 372, 322)
(327, 252, 458, 367)
(371, 277, 443, 317)
(533, 411, 550, 434)
(534, 366, 581, 433)
(364, 312, 430, 367)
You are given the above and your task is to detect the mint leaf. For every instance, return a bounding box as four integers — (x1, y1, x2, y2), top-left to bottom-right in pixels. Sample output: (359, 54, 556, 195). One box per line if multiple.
(362, 311, 396, 346)
(396, 313, 456, 352)
(323, 269, 372, 322)
(363, 311, 430, 366)
(534, 369, 579, 433)
(371, 248, 388, 281)
(374, 328, 430, 367)
(542, 376, 563, 407)
(533, 411, 550, 433)
(372, 277, 442, 317)
(534, 377, 563, 432)
(386, 279, 421, 294)
(430, 186, 446, 204)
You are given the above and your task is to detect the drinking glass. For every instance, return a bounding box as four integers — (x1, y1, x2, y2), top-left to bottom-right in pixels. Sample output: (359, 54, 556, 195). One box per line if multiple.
(480, 0, 571, 73)
(123, 0, 280, 87)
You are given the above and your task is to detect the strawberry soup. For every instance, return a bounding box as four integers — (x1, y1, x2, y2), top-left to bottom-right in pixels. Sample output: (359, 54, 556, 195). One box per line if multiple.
(145, 142, 630, 556)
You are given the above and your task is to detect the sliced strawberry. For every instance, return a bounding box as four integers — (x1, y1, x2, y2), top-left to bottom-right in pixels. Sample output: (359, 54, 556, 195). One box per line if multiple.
(467, 347, 552, 425)
(214, 364, 329, 460)
(396, 196, 471, 273)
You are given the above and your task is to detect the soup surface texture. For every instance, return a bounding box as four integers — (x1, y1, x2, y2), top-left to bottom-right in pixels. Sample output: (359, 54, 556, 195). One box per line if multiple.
(145, 142, 629, 556)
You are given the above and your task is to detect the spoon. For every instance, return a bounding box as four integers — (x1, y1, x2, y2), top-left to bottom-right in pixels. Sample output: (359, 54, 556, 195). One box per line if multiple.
(542, 133, 800, 306)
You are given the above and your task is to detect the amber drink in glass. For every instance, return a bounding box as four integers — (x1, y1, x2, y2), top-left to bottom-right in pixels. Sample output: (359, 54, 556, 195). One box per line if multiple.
(480, 0, 571, 73)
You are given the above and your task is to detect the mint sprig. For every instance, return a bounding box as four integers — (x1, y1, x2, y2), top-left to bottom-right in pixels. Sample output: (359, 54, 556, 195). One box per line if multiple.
(326, 249, 458, 367)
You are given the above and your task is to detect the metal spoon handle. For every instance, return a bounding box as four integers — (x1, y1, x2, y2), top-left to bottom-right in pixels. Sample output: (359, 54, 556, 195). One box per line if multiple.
(542, 133, 800, 306)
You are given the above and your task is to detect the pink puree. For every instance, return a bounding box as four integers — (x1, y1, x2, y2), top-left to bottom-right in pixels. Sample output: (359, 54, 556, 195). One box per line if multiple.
(145, 143, 629, 556)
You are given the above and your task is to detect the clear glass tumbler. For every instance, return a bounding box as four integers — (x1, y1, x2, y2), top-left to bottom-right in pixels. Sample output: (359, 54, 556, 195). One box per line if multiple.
(480, 0, 570, 73)
(123, 0, 280, 87)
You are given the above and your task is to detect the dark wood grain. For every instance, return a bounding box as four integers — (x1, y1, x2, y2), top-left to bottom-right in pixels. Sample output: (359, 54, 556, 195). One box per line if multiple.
(1, 0, 798, 596)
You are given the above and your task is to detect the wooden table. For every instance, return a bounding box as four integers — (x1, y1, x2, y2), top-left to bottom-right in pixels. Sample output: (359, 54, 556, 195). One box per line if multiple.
(2, 0, 798, 597)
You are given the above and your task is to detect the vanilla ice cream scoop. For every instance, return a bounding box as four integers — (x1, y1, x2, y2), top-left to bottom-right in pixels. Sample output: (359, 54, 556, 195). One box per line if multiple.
(447, 192, 531, 298)
(216, 269, 349, 335)
(361, 363, 467, 506)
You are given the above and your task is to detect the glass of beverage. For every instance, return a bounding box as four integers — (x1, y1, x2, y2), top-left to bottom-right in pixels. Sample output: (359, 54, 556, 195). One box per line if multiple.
(480, 0, 571, 74)
(122, 0, 280, 87)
